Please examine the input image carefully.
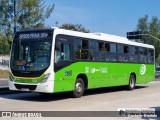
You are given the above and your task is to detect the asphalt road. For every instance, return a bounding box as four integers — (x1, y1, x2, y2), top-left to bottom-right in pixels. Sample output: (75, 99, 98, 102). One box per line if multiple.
(0, 81, 160, 120)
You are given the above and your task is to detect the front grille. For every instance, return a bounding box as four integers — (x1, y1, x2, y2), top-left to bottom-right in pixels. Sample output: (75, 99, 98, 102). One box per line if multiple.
(14, 84, 37, 90)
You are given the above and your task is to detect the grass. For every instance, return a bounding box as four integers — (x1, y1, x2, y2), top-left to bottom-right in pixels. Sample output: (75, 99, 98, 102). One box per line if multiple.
(0, 69, 9, 79)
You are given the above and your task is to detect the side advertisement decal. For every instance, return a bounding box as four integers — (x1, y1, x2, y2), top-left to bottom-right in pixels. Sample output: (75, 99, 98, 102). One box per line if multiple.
(140, 64, 146, 75)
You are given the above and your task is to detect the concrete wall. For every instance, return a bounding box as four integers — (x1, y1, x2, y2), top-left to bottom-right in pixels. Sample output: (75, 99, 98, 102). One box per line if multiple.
(0, 55, 10, 70)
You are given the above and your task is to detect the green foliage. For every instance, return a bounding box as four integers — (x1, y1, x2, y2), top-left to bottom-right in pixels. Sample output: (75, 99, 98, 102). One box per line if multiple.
(137, 15, 149, 34)
(0, 33, 11, 54)
(0, 0, 54, 54)
(15, 0, 54, 31)
(136, 15, 160, 59)
(0, 0, 13, 36)
(59, 23, 90, 33)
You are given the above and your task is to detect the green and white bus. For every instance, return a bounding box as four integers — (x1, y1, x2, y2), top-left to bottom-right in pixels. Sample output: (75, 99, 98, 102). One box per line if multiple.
(9, 27, 155, 97)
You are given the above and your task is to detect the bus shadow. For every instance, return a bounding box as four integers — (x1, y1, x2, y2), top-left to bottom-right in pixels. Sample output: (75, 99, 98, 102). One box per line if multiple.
(0, 91, 72, 102)
(84, 85, 148, 96)
(0, 85, 148, 102)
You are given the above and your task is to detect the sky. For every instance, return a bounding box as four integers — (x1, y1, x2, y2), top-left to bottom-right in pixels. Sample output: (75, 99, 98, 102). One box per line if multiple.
(45, 0, 160, 37)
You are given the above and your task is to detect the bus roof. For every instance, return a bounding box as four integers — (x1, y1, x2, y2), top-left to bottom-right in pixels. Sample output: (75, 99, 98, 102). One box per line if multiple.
(54, 28, 154, 49)
(15, 27, 154, 49)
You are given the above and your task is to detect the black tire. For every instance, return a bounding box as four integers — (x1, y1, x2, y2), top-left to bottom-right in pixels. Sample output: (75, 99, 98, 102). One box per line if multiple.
(72, 78, 85, 98)
(128, 75, 136, 90)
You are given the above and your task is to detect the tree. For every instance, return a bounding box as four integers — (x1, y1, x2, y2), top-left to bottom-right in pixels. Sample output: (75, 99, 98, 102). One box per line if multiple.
(14, 0, 54, 34)
(0, 33, 10, 54)
(0, 0, 54, 54)
(149, 16, 160, 59)
(0, 0, 54, 34)
(0, 0, 13, 54)
(136, 15, 160, 59)
(136, 15, 149, 43)
(59, 23, 90, 33)
(149, 16, 159, 36)
(137, 15, 149, 34)
(0, 0, 13, 36)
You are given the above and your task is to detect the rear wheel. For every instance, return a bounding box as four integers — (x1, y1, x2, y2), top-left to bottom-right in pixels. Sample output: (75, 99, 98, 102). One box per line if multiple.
(72, 78, 84, 98)
(128, 75, 136, 90)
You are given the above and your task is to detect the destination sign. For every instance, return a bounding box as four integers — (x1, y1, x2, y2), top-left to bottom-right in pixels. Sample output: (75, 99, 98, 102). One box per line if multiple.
(19, 33, 49, 39)
(15, 30, 53, 39)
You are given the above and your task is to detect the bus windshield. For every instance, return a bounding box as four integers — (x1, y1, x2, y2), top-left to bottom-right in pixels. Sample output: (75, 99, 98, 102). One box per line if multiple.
(11, 40, 52, 72)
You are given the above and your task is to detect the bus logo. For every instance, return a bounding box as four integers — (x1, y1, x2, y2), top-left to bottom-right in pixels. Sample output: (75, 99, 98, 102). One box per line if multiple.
(140, 64, 146, 75)
(85, 67, 89, 73)
(91, 68, 96, 73)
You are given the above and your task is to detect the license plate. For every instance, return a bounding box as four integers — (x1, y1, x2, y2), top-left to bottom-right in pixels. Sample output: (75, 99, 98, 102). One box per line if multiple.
(21, 88, 29, 91)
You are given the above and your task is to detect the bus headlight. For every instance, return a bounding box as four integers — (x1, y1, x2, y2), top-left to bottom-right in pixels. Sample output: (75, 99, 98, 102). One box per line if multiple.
(41, 73, 51, 83)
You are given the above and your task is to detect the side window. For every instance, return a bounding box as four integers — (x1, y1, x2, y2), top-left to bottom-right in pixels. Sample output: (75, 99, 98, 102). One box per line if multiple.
(148, 49, 154, 64)
(123, 45, 129, 62)
(117, 44, 129, 62)
(129, 46, 139, 63)
(97, 42, 105, 61)
(110, 43, 116, 53)
(74, 38, 89, 60)
(82, 40, 88, 49)
(139, 47, 147, 63)
(135, 47, 139, 54)
(117, 44, 123, 53)
(105, 42, 110, 61)
(105, 43, 110, 51)
(81, 39, 89, 59)
(98, 42, 104, 51)
(124, 45, 129, 53)
(139, 47, 143, 63)
(109, 43, 117, 61)
(117, 44, 123, 62)
(74, 38, 82, 60)
(144, 48, 147, 63)
(63, 44, 70, 60)
(90, 40, 99, 61)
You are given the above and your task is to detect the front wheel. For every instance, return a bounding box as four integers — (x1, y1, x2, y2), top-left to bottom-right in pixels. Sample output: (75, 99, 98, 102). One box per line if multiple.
(127, 75, 136, 90)
(72, 78, 84, 98)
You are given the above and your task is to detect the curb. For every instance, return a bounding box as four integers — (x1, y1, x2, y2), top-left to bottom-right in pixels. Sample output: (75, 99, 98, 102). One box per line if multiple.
(155, 78, 160, 81)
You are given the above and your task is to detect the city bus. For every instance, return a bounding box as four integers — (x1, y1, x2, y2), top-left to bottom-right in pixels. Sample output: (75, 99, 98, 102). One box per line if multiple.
(9, 27, 155, 98)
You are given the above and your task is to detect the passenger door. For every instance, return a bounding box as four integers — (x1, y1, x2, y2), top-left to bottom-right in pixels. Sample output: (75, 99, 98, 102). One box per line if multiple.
(54, 35, 73, 72)
(54, 35, 74, 92)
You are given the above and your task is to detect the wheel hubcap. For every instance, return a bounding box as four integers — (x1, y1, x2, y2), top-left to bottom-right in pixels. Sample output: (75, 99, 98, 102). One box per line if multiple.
(76, 82, 82, 93)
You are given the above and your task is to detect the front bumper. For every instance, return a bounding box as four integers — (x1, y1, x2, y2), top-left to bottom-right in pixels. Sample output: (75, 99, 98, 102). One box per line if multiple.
(8, 80, 54, 93)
